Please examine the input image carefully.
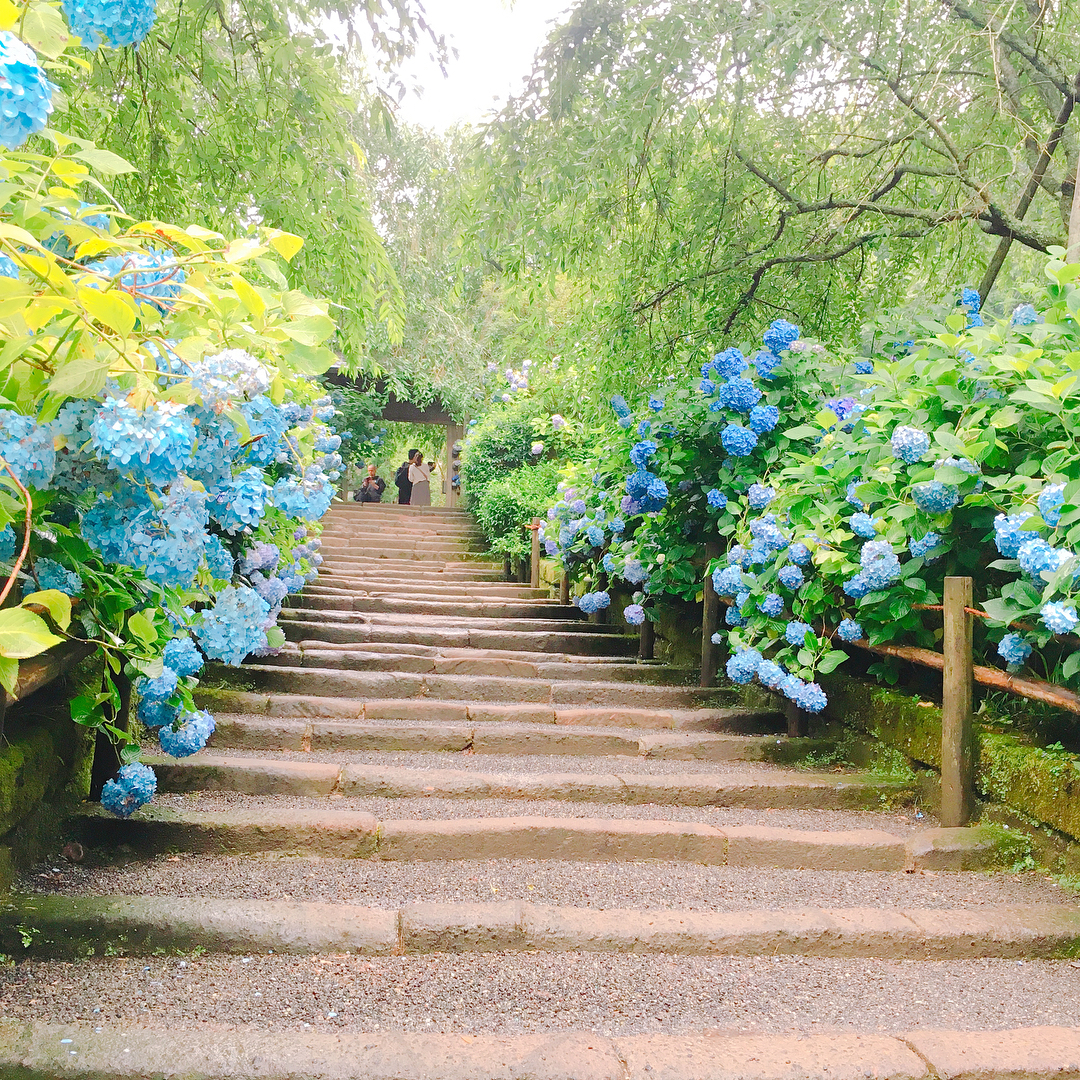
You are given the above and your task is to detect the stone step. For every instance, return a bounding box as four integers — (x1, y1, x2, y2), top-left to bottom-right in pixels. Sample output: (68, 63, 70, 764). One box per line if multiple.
(7, 1020, 1080, 1080)
(319, 540, 488, 557)
(279, 609, 612, 636)
(209, 716, 792, 756)
(293, 595, 579, 619)
(194, 689, 775, 732)
(256, 648, 693, 685)
(292, 641, 636, 665)
(320, 563, 507, 580)
(227, 665, 737, 708)
(318, 554, 504, 572)
(319, 547, 490, 562)
(72, 806, 927, 869)
(315, 576, 550, 599)
(6, 894, 1079, 960)
(144, 754, 910, 810)
(321, 520, 481, 534)
(279, 620, 636, 655)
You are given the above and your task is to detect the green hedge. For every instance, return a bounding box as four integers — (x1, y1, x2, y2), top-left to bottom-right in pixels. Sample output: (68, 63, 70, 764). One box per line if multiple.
(474, 461, 560, 560)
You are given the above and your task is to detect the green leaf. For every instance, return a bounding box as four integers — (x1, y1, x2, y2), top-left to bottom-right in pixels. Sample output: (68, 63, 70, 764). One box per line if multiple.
(280, 314, 335, 347)
(0, 608, 63, 659)
(0, 656, 17, 696)
(73, 148, 137, 176)
(817, 650, 849, 674)
(282, 342, 336, 375)
(127, 610, 157, 647)
(21, 590, 71, 631)
(47, 359, 110, 399)
(265, 625, 286, 649)
(1062, 651, 1080, 681)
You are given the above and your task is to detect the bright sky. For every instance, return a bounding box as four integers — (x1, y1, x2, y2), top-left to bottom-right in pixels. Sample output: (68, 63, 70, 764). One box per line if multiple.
(396, 0, 573, 130)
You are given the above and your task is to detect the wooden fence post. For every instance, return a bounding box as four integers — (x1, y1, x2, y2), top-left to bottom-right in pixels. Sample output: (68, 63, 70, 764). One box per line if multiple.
(701, 538, 722, 687)
(942, 576, 975, 827)
(530, 518, 541, 590)
(559, 572, 570, 606)
(639, 618, 655, 661)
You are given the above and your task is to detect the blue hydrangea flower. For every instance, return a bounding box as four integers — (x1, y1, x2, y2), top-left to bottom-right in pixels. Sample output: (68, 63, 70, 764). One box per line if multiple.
(850, 513, 877, 539)
(61, 0, 157, 48)
(860, 540, 902, 589)
(747, 404, 779, 434)
(794, 681, 827, 713)
(778, 674, 804, 700)
(645, 476, 668, 501)
(0, 411, 55, 488)
(784, 620, 812, 646)
(699, 378, 717, 396)
(725, 605, 747, 626)
(0, 33, 54, 150)
(624, 604, 646, 626)
(891, 425, 930, 464)
(758, 592, 784, 616)
(34, 557, 82, 596)
(137, 698, 176, 728)
(163, 636, 203, 678)
(996, 633, 1032, 667)
(912, 481, 959, 515)
(610, 517, 625, 534)
(636, 420, 651, 438)
(845, 479, 865, 510)
(195, 585, 271, 665)
(90, 398, 195, 487)
(1038, 483, 1066, 527)
(648, 395, 664, 413)
(777, 564, 803, 590)
(189, 349, 270, 407)
(751, 349, 781, 379)
(721, 424, 757, 457)
(843, 574, 871, 598)
(271, 474, 334, 523)
(747, 484, 774, 510)
(100, 762, 156, 818)
(717, 377, 762, 413)
(712, 565, 743, 596)
(1011, 303, 1041, 327)
(586, 525, 604, 547)
(610, 395, 631, 419)
(728, 545, 749, 567)
(993, 512, 1035, 558)
(854, 360, 873, 375)
(762, 319, 800, 354)
(0, 254, 17, 278)
(908, 533, 941, 559)
(1017, 538, 1068, 578)
(1041, 602, 1078, 635)
(707, 489, 727, 510)
(756, 660, 785, 689)
(787, 543, 811, 566)
(629, 440, 658, 468)
(202, 535, 235, 581)
(837, 618, 863, 643)
(136, 667, 178, 703)
(726, 648, 762, 684)
(577, 590, 611, 614)
(711, 347, 748, 379)
(159, 709, 215, 758)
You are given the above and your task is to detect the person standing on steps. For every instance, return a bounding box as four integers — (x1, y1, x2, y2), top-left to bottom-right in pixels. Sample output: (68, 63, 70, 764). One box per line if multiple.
(395, 449, 420, 504)
(408, 451, 435, 506)
(357, 463, 386, 503)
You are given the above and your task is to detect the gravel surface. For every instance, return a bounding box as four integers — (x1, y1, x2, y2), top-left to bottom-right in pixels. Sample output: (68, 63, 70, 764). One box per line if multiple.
(141, 791, 931, 833)
(2, 953, 1077, 1036)
(158, 746, 806, 779)
(23, 854, 1072, 911)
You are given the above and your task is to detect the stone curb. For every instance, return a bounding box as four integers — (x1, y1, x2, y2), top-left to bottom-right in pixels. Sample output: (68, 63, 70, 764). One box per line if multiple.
(145, 754, 913, 809)
(3, 1020, 1079, 1079)
(75, 807, 922, 869)
(3, 896, 1079, 960)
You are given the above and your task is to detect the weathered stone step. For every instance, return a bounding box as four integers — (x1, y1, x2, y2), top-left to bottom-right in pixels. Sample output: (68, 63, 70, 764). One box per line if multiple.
(9, 1020, 1080, 1080)
(195, 688, 774, 732)
(144, 754, 910, 809)
(293, 640, 635, 665)
(280, 619, 636, 655)
(7, 894, 1079, 960)
(210, 716, 792, 756)
(73, 806, 924, 869)
(257, 647, 693, 685)
(280, 609, 613, 636)
(295, 594, 579, 618)
(228, 665, 736, 708)
(319, 555, 505, 573)
(319, 547, 490, 562)
(315, 576, 550, 599)
(321, 520, 481, 535)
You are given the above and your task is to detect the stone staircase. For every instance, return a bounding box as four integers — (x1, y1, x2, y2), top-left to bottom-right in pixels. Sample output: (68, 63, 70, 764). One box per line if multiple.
(2, 501, 1079, 1079)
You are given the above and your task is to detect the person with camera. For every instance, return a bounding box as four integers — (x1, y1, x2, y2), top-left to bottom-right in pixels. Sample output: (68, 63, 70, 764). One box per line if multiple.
(356, 463, 386, 503)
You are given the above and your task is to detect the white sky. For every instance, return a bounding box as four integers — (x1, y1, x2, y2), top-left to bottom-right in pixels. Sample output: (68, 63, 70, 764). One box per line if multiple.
(395, 0, 573, 130)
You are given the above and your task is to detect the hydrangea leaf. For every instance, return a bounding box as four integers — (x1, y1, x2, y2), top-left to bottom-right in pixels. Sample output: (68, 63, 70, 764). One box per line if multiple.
(0, 655, 17, 695)
(22, 589, 71, 631)
(0, 607, 63, 658)
(73, 148, 136, 175)
(76, 284, 136, 337)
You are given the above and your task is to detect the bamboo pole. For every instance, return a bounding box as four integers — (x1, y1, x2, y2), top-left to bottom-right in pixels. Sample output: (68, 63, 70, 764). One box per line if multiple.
(941, 577, 975, 827)
(700, 539, 722, 687)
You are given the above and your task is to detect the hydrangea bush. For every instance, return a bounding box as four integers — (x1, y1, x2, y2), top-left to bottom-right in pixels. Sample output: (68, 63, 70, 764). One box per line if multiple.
(541, 263, 1080, 717)
(0, 0, 345, 817)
